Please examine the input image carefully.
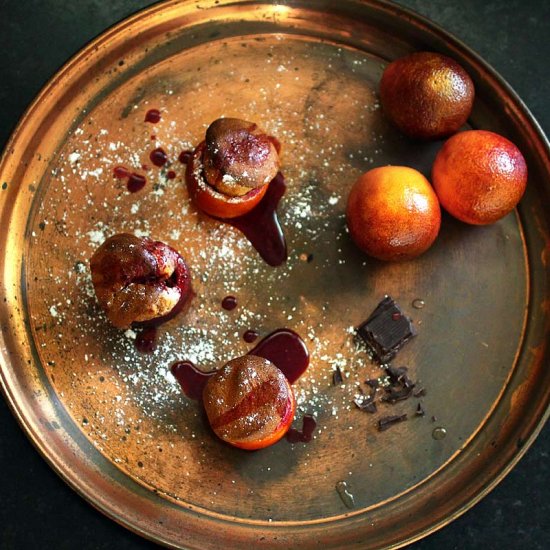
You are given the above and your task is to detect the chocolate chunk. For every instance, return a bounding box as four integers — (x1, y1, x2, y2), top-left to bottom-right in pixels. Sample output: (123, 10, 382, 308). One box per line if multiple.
(386, 365, 414, 388)
(377, 414, 407, 432)
(332, 366, 343, 386)
(357, 296, 416, 363)
(354, 392, 377, 413)
(416, 402, 425, 416)
(382, 385, 414, 403)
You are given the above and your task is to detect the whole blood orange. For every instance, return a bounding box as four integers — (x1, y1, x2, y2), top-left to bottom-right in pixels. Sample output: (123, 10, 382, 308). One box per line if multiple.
(346, 166, 441, 261)
(380, 51, 474, 140)
(432, 130, 527, 225)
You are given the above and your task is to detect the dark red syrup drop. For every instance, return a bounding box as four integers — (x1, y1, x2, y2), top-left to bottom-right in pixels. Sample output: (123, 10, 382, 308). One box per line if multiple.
(172, 328, 309, 400)
(243, 329, 259, 343)
(145, 109, 161, 123)
(166, 170, 176, 180)
(170, 361, 214, 401)
(150, 147, 167, 167)
(221, 296, 237, 310)
(224, 173, 287, 267)
(113, 166, 130, 179)
(114, 166, 147, 192)
(178, 150, 193, 164)
(132, 257, 193, 353)
(135, 327, 157, 353)
(127, 173, 146, 193)
(286, 414, 317, 443)
(248, 328, 309, 383)
(184, 143, 287, 266)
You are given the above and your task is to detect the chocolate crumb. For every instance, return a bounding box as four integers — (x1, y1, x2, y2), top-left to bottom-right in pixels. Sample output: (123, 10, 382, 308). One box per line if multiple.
(332, 366, 344, 386)
(431, 415, 437, 422)
(377, 414, 407, 431)
(416, 402, 425, 416)
(357, 296, 416, 363)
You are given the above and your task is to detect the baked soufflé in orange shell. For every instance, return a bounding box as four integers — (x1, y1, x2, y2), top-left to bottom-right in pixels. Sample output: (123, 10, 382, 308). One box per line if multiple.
(202, 355, 296, 450)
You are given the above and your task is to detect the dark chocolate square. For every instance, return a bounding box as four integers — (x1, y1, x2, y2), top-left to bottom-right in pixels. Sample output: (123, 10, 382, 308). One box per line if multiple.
(357, 296, 416, 363)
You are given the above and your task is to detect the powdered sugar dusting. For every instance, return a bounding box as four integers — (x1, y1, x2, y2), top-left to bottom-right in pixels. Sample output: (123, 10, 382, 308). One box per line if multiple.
(24, 35, 419, 519)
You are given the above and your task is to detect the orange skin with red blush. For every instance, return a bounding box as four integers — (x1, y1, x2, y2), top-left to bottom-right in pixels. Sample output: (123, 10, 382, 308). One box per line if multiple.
(432, 130, 527, 225)
(346, 166, 441, 261)
(380, 51, 474, 140)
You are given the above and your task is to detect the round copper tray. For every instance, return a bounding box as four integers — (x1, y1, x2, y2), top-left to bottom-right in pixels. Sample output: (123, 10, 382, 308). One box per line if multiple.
(1, 1, 549, 548)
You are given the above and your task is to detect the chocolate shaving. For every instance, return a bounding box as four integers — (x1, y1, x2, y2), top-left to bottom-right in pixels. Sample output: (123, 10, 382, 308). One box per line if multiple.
(332, 366, 344, 386)
(354, 392, 377, 413)
(413, 387, 426, 397)
(365, 378, 379, 388)
(357, 296, 416, 363)
(377, 414, 407, 432)
(386, 365, 406, 381)
(382, 385, 414, 403)
(377, 364, 417, 404)
(416, 402, 425, 417)
(386, 365, 414, 388)
(386, 365, 416, 390)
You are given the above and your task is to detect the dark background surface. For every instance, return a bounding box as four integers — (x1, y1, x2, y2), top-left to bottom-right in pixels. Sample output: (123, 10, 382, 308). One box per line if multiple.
(0, 0, 549, 548)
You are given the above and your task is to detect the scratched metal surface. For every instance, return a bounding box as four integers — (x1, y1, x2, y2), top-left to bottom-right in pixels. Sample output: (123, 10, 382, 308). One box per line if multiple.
(0, 1, 549, 548)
